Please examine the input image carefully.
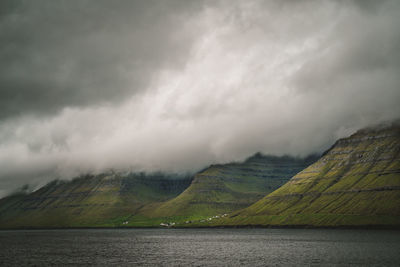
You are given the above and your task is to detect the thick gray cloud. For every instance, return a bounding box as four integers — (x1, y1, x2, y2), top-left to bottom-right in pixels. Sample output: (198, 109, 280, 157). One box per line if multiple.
(0, 0, 399, 197)
(0, 0, 205, 120)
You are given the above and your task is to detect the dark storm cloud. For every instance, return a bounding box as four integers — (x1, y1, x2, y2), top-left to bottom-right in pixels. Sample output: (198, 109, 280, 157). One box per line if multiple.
(0, 0, 399, 197)
(0, 0, 205, 120)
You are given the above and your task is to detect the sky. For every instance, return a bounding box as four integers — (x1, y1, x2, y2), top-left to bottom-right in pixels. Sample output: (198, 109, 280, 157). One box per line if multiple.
(0, 0, 399, 196)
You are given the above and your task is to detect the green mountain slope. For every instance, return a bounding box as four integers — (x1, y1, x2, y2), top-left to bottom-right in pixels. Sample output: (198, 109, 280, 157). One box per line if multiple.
(0, 154, 317, 228)
(0, 172, 192, 228)
(217, 124, 400, 228)
(141, 154, 317, 223)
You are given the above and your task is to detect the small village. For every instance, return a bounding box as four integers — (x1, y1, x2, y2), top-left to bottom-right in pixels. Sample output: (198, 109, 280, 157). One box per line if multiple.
(160, 214, 229, 227)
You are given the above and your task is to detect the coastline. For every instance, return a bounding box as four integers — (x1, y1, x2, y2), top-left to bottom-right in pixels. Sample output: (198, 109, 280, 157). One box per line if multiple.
(1, 224, 400, 231)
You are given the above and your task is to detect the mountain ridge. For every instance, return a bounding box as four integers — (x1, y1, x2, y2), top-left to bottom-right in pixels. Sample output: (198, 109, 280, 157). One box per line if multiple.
(211, 123, 400, 228)
(1, 122, 399, 229)
(0, 154, 317, 228)
(142, 154, 317, 220)
(0, 172, 192, 228)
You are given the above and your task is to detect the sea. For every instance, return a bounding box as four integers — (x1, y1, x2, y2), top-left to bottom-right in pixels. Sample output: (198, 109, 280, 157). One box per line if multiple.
(0, 228, 399, 266)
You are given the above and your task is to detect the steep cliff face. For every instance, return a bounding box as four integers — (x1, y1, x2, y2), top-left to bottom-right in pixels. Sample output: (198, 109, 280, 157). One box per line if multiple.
(0, 173, 192, 228)
(147, 154, 318, 219)
(221, 124, 400, 227)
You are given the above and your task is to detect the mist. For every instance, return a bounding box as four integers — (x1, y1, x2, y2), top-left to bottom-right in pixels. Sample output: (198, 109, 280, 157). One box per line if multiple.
(0, 0, 399, 196)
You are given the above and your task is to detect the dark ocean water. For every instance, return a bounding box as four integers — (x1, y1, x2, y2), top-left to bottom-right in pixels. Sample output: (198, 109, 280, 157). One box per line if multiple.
(0, 228, 399, 266)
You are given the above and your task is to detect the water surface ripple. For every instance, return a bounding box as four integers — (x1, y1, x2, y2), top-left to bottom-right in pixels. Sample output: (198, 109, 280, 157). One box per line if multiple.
(0, 228, 399, 266)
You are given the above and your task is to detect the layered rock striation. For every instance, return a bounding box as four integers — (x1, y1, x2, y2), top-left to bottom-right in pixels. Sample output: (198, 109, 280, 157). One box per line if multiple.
(221, 123, 400, 227)
(148, 154, 317, 219)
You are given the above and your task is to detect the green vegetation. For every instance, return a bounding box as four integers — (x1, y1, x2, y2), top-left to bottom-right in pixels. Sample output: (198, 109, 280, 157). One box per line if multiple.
(141, 154, 317, 221)
(0, 154, 315, 228)
(215, 124, 400, 228)
(1, 124, 398, 229)
(0, 172, 192, 228)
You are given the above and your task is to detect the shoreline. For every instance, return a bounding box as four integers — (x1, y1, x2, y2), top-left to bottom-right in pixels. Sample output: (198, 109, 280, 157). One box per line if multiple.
(1, 224, 400, 231)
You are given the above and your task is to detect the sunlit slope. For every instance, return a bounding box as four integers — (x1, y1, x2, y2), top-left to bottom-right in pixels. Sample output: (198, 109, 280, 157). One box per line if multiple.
(146, 155, 317, 219)
(219, 124, 400, 227)
(0, 173, 191, 228)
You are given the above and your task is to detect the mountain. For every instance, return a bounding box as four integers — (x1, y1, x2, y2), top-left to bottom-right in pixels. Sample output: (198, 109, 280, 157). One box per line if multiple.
(215, 123, 400, 228)
(0, 172, 192, 228)
(4, 123, 398, 229)
(137, 154, 318, 224)
(0, 154, 317, 228)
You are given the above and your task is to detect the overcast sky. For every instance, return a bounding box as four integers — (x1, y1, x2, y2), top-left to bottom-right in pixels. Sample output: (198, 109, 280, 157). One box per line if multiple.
(0, 0, 399, 196)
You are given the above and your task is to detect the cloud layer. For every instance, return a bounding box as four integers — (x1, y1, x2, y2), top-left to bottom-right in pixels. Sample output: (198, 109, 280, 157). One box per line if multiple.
(0, 0, 399, 196)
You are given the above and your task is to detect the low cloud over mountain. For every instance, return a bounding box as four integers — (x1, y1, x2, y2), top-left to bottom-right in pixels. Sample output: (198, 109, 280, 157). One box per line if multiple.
(0, 0, 399, 196)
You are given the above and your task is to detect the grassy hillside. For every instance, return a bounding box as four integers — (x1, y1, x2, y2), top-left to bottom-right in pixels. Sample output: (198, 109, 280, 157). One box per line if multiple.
(0, 172, 192, 228)
(133, 154, 318, 225)
(214, 124, 400, 228)
(0, 154, 317, 228)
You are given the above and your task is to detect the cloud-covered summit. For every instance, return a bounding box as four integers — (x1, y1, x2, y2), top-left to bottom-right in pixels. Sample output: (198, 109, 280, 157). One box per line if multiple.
(0, 0, 399, 196)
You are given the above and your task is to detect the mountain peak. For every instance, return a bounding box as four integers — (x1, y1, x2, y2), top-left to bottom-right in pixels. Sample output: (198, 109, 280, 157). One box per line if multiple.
(222, 123, 400, 228)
